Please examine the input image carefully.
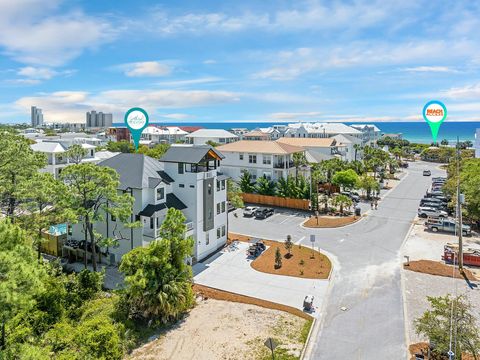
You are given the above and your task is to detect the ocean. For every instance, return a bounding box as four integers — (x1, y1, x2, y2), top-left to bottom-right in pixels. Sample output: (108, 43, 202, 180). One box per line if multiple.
(113, 121, 480, 144)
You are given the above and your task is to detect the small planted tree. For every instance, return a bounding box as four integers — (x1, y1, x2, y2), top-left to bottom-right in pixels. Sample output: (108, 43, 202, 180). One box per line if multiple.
(255, 175, 276, 196)
(239, 171, 255, 193)
(285, 235, 293, 258)
(227, 179, 244, 209)
(415, 295, 480, 359)
(332, 194, 353, 215)
(274, 247, 282, 269)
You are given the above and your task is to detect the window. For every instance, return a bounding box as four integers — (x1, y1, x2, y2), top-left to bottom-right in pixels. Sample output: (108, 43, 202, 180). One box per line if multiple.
(111, 214, 116, 222)
(90, 150, 94, 157)
(156, 187, 165, 201)
(208, 184, 212, 195)
(221, 201, 226, 213)
(221, 179, 225, 190)
(248, 154, 257, 164)
(217, 203, 221, 215)
(150, 217, 154, 229)
(179, 184, 185, 188)
(189, 185, 195, 188)
(206, 232, 210, 245)
(263, 156, 271, 165)
(216, 180, 220, 191)
(178, 163, 184, 174)
(221, 225, 226, 237)
(67, 225, 72, 236)
(217, 227, 221, 239)
(239, 153, 244, 160)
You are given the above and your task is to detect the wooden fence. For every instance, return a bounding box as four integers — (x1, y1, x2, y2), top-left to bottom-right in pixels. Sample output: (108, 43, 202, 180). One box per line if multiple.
(241, 193, 310, 211)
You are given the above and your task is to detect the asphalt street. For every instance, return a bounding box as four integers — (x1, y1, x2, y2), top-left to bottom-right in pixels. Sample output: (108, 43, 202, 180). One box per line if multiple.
(229, 161, 445, 359)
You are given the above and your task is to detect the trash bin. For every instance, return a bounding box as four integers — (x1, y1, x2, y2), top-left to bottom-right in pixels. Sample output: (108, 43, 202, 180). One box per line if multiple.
(355, 207, 361, 216)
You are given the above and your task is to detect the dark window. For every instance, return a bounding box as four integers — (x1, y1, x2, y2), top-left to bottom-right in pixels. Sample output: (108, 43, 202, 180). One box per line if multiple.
(239, 154, 244, 160)
(156, 187, 165, 201)
(221, 201, 226, 213)
(179, 184, 185, 188)
(178, 163, 184, 174)
(248, 155, 257, 164)
(217, 227, 221, 239)
(150, 218, 154, 229)
(189, 185, 195, 188)
(216, 180, 220, 191)
(217, 203, 221, 215)
(222, 225, 226, 237)
(221, 180, 225, 190)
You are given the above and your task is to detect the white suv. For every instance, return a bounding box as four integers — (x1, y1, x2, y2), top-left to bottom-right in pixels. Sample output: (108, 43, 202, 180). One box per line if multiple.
(243, 206, 257, 217)
(418, 206, 447, 218)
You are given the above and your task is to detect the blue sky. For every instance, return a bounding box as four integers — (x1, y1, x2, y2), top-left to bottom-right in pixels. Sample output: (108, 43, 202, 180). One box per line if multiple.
(1, 0, 480, 124)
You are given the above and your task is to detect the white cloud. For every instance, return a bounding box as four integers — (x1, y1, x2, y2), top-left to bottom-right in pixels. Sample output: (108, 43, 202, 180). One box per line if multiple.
(203, 59, 217, 64)
(17, 66, 57, 80)
(0, 0, 115, 66)
(121, 61, 172, 77)
(155, 77, 222, 87)
(401, 66, 458, 73)
(15, 89, 240, 123)
(443, 83, 480, 99)
(161, 113, 192, 120)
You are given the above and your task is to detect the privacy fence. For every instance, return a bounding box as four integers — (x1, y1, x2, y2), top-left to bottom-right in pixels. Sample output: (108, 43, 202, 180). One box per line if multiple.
(241, 193, 310, 211)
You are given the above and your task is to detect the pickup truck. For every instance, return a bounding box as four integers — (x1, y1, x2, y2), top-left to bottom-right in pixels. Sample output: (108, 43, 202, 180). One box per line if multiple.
(426, 218, 472, 236)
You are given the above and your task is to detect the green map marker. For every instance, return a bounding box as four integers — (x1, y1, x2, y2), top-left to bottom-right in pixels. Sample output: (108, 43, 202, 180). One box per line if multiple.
(124, 107, 149, 151)
(422, 100, 447, 143)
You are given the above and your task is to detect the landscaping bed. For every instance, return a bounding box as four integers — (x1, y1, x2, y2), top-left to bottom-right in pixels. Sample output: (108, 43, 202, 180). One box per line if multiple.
(303, 215, 361, 228)
(409, 342, 475, 360)
(228, 232, 331, 279)
(403, 260, 477, 281)
(129, 298, 311, 360)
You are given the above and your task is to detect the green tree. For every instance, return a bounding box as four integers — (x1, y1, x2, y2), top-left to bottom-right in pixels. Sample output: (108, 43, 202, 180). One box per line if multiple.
(205, 140, 220, 147)
(274, 247, 282, 269)
(440, 139, 449, 146)
(0, 133, 47, 219)
(276, 176, 292, 198)
(61, 163, 135, 271)
(318, 158, 346, 183)
(332, 169, 359, 191)
(239, 171, 255, 193)
(284, 235, 293, 258)
(106, 140, 134, 153)
(353, 144, 362, 161)
(0, 221, 47, 351)
(119, 208, 194, 325)
(357, 175, 380, 199)
(415, 295, 480, 359)
(255, 176, 276, 196)
(66, 144, 88, 164)
(292, 152, 307, 180)
(227, 179, 244, 209)
(138, 143, 170, 159)
(332, 194, 353, 215)
(16, 172, 74, 261)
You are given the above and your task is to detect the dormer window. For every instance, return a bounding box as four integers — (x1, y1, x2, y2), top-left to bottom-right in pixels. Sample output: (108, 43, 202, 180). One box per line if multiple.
(156, 187, 165, 201)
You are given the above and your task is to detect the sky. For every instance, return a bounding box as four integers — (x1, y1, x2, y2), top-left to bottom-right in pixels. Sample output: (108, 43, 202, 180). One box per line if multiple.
(1, 0, 480, 124)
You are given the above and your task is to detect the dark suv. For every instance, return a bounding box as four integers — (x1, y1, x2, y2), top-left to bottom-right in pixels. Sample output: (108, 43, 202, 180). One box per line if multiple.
(255, 207, 274, 219)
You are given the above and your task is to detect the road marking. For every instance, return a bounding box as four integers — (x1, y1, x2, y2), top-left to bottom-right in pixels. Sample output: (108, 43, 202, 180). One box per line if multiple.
(338, 238, 345, 243)
(295, 236, 306, 245)
(279, 214, 295, 224)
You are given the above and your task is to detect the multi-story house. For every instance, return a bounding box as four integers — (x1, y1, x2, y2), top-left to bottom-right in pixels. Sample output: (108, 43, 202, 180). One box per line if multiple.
(141, 125, 189, 144)
(68, 146, 228, 264)
(185, 129, 238, 145)
(276, 137, 344, 162)
(284, 122, 364, 142)
(30, 140, 102, 179)
(216, 140, 304, 181)
(332, 134, 364, 162)
(350, 124, 381, 146)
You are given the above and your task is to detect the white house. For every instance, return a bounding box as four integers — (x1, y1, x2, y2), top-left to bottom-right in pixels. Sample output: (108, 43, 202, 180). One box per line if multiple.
(276, 137, 343, 162)
(332, 134, 364, 162)
(284, 122, 364, 142)
(217, 140, 305, 181)
(475, 128, 480, 158)
(350, 124, 381, 146)
(30, 140, 105, 179)
(185, 129, 238, 145)
(68, 146, 228, 264)
(140, 126, 188, 144)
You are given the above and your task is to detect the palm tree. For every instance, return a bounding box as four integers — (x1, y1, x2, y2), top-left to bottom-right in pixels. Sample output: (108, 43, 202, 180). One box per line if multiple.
(276, 176, 290, 198)
(332, 194, 353, 215)
(353, 144, 362, 161)
(292, 152, 308, 181)
(255, 176, 276, 195)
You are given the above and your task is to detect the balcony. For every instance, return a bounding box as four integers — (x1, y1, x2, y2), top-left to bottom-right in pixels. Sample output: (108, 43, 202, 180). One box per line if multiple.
(273, 161, 294, 169)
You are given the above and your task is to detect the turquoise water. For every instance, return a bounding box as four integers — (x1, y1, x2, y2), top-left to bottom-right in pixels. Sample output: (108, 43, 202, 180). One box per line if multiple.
(112, 121, 479, 144)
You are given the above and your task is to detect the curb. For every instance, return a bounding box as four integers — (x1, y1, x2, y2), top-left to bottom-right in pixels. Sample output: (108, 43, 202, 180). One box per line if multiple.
(399, 220, 416, 360)
(301, 250, 339, 360)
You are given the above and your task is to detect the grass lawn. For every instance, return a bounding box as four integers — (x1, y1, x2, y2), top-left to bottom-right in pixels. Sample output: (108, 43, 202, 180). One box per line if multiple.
(303, 215, 361, 228)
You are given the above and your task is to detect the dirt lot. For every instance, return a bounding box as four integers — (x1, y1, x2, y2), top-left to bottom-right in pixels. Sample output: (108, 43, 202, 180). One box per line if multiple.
(229, 233, 332, 279)
(129, 298, 310, 360)
(303, 215, 360, 228)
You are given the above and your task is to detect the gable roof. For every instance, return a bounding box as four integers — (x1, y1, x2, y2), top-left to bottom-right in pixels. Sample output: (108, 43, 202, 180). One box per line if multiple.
(160, 145, 224, 163)
(138, 194, 187, 217)
(332, 134, 363, 145)
(216, 140, 304, 154)
(276, 137, 336, 147)
(99, 153, 169, 190)
(31, 141, 67, 153)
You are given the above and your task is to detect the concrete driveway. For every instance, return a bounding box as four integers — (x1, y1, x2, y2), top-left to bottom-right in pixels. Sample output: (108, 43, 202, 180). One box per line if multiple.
(193, 241, 328, 317)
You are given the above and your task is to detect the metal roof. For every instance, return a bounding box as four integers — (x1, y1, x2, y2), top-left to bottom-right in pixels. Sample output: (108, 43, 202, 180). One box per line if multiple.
(160, 145, 224, 163)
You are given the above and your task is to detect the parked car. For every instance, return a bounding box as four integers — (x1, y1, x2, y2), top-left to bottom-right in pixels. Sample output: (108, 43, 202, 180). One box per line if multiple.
(426, 218, 472, 236)
(247, 238, 266, 257)
(432, 177, 446, 182)
(243, 206, 257, 217)
(418, 206, 448, 218)
(341, 191, 360, 203)
(255, 207, 274, 219)
(421, 196, 446, 204)
(420, 201, 448, 211)
(423, 170, 431, 176)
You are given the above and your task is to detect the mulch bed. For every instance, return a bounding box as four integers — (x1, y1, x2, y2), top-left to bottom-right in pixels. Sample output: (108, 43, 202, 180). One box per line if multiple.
(409, 342, 475, 360)
(192, 284, 312, 320)
(228, 233, 332, 279)
(404, 260, 478, 281)
(303, 215, 361, 228)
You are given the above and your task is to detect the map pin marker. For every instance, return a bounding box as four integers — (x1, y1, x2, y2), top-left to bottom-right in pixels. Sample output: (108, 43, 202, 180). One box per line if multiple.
(422, 100, 447, 144)
(124, 107, 149, 151)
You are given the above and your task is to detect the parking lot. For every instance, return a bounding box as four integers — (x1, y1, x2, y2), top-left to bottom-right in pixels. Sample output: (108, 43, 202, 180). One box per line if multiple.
(193, 241, 328, 317)
(231, 206, 309, 227)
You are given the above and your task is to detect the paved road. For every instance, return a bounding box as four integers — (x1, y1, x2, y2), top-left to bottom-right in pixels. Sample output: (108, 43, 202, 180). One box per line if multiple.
(229, 161, 445, 359)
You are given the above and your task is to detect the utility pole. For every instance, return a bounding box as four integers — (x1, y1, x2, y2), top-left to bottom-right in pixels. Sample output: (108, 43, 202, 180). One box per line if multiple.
(456, 137, 463, 272)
